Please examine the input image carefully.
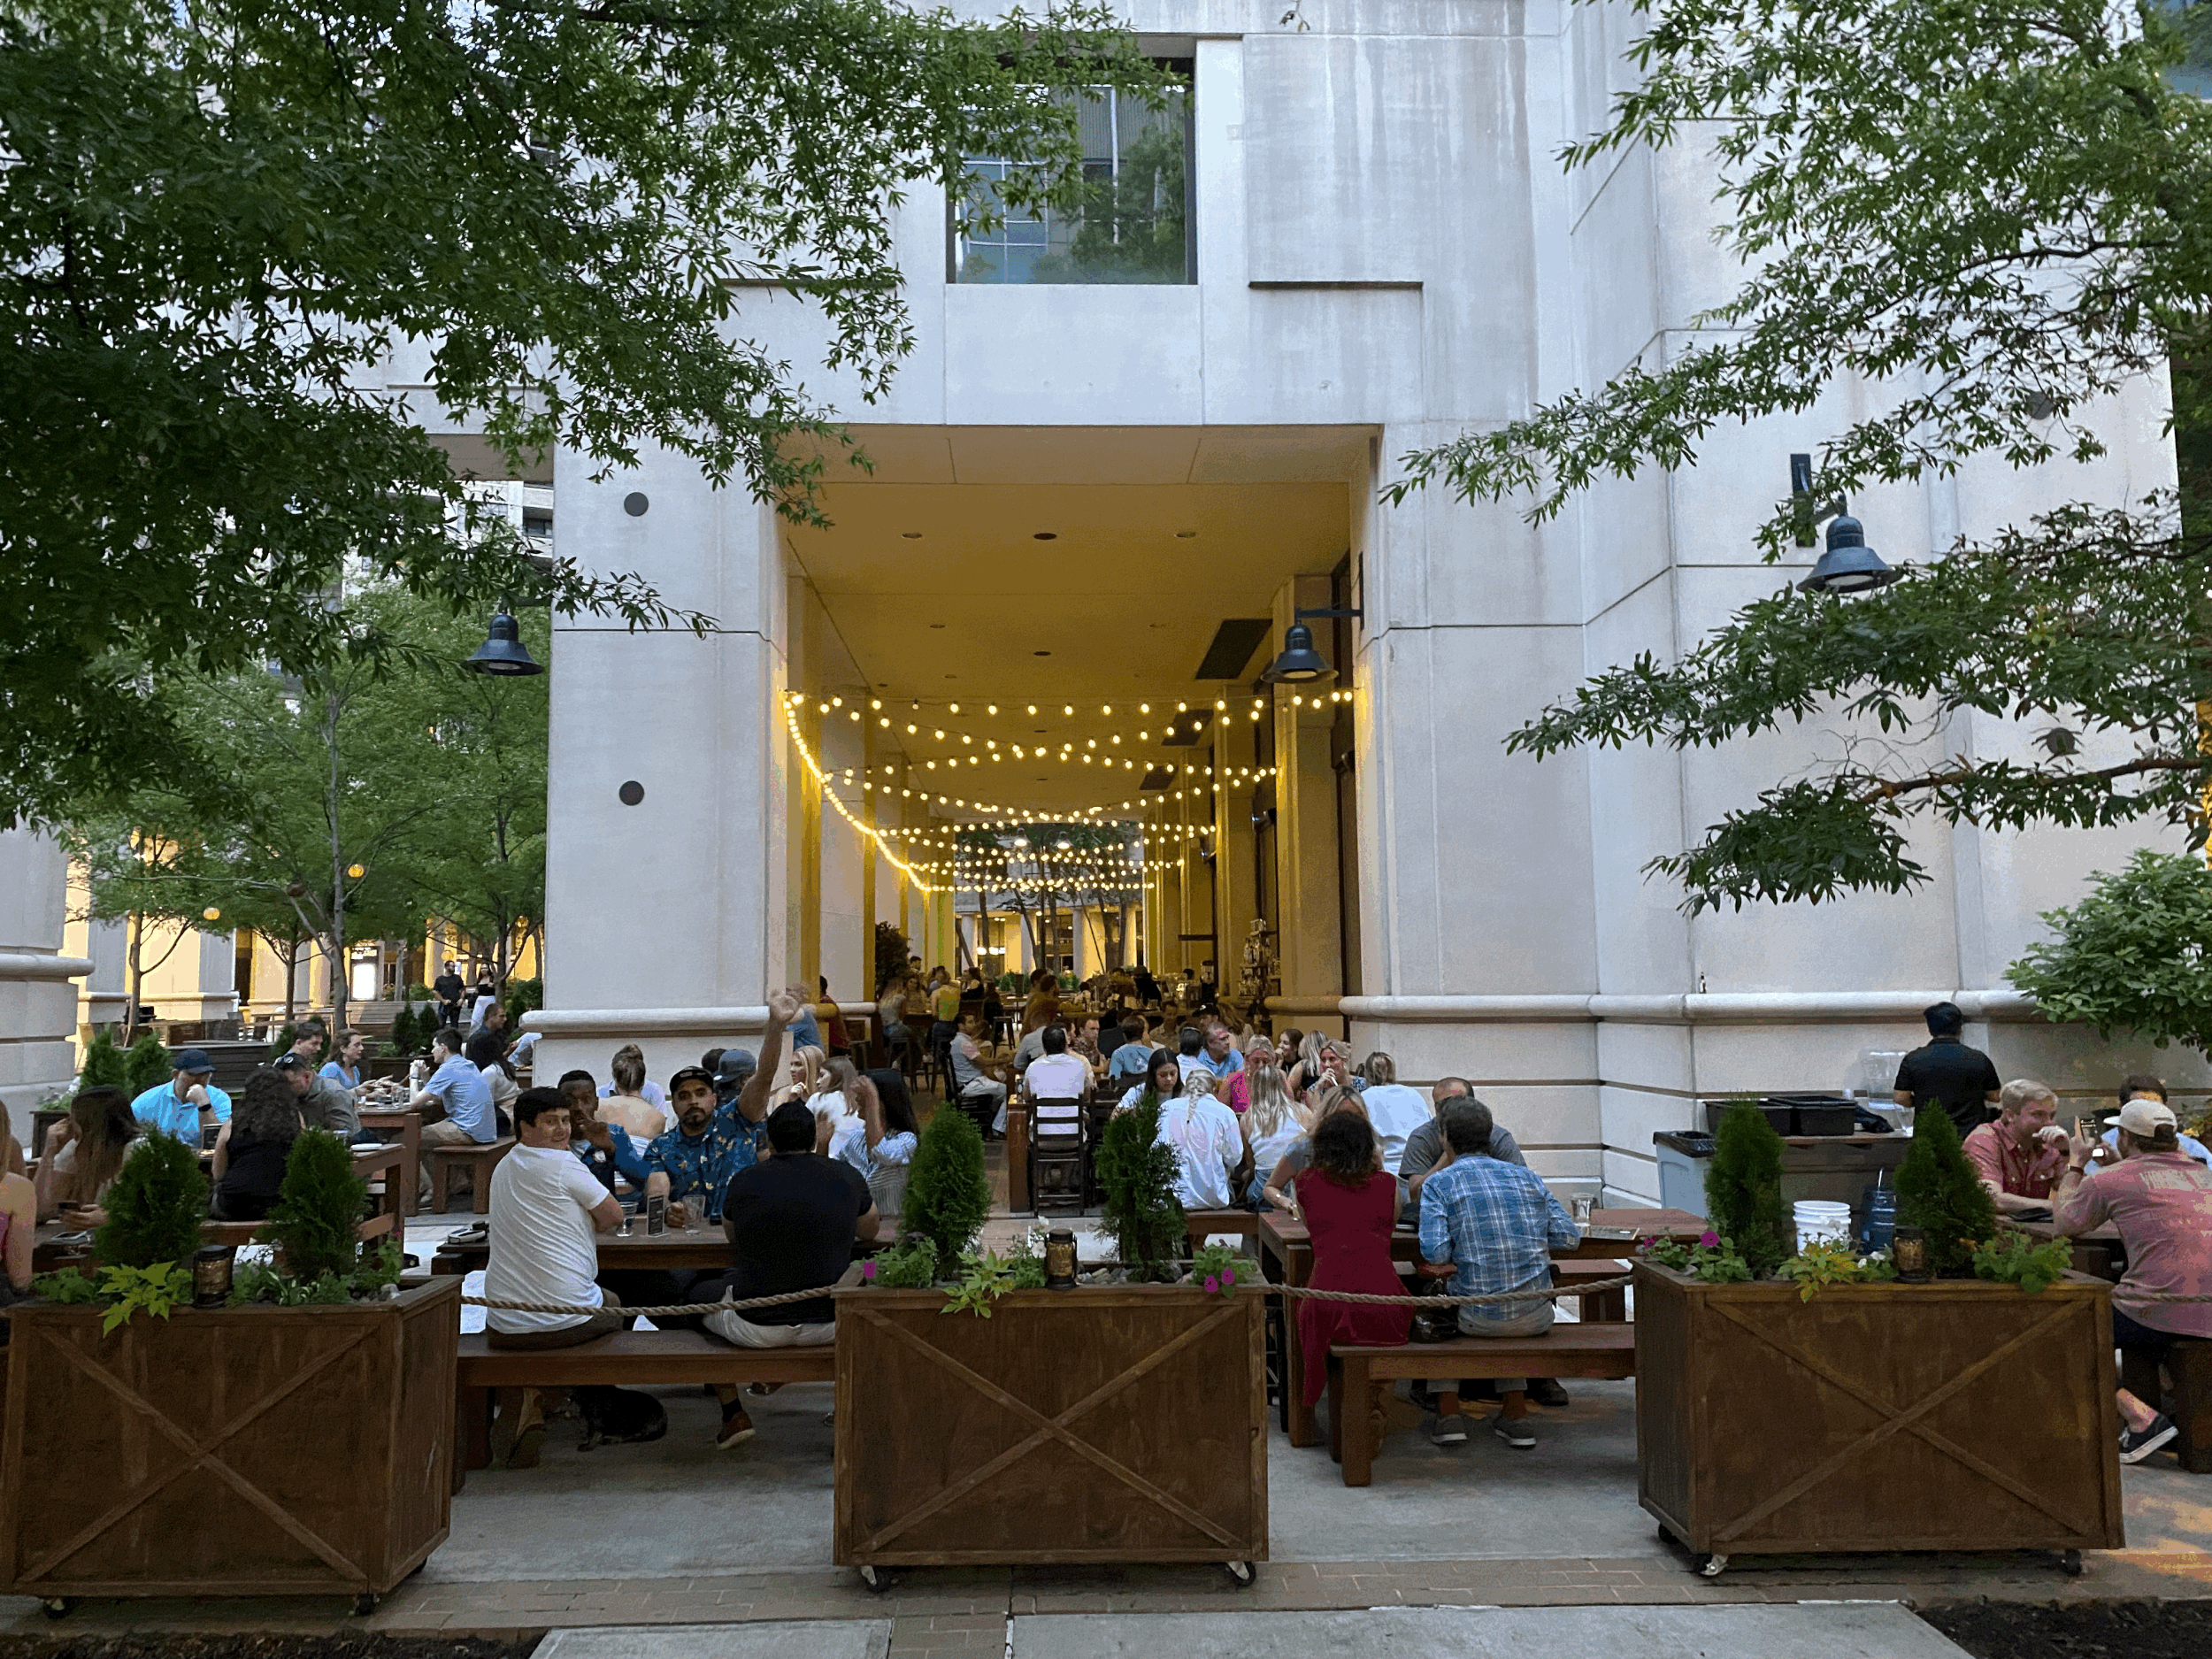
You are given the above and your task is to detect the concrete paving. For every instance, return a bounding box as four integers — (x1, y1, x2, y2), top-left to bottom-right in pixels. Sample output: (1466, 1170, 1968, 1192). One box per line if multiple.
(1008, 1605, 1974, 1658)
(536, 1622, 891, 1659)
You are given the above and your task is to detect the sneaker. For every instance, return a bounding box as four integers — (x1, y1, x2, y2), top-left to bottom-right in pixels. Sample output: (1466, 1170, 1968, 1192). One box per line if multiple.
(1427, 1412, 1469, 1447)
(1528, 1378, 1572, 1409)
(716, 1400, 757, 1449)
(1492, 1413, 1537, 1450)
(2119, 1413, 2177, 1464)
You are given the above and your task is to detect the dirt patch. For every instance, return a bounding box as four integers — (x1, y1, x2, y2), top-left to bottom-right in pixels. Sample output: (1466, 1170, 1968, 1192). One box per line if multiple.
(0, 1640, 539, 1659)
(1921, 1600, 2212, 1659)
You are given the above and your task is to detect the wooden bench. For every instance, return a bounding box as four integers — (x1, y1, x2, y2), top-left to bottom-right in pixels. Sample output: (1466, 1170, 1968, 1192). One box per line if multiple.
(452, 1329, 836, 1488)
(426, 1137, 514, 1215)
(1327, 1326, 1638, 1486)
(2123, 1336, 2212, 1475)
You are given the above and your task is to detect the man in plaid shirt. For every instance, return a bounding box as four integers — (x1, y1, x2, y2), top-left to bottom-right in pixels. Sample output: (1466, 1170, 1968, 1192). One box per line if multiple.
(1417, 1099, 1580, 1449)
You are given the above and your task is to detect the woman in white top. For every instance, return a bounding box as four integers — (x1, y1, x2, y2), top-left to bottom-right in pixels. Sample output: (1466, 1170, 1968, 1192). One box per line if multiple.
(468, 1028, 521, 1125)
(832, 1071, 920, 1219)
(1259, 1083, 1373, 1215)
(1241, 1054, 1303, 1205)
(1156, 1069, 1247, 1211)
(807, 1055, 861, 1148)
(1117, 1049, 1183, 1116)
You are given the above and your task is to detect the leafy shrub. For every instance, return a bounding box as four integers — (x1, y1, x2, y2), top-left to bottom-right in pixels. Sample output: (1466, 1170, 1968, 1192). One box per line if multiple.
(1006, 1234, 1048, 1290)
(1894, 1103, 1999, 1278)
(941, 1251, 1015, 1317)
(1970, 1231, 2074, 1294)
(403, 982, 434, 1002)
(503, 977, 543, 1025)
(31, 1266, 101, 1304)
(388, 1002, 418, 1056)
(903, 1108, 990, 1276)
(1704, 1102, 1790, 1279)
(96, 1129, 208, 1268)
(1190, 1240, 1254, 1296)
(872, 1233, 941, 1288)
(1777, 1240, 1896, 1301)
(77, 1028, 128, 1092)
(2008, 849, 2212, 1053)
(257, 1129, 368, 1282)
(873, 921, 910, 993)
(1095, 1098, 1184, 1280)
(122, 1031, 172, 1098)
(1640, 1230, 1753, 1284)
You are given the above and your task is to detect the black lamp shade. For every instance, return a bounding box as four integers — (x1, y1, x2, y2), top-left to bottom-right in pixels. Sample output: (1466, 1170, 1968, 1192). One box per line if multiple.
(466, 611, 544, 676)
(1798, 514, 1900, 594)
(1263, 621, 1335, 683)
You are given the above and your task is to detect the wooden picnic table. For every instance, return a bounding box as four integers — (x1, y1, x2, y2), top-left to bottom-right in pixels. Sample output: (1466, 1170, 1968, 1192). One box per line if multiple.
(352, 1141, 406, 1231)
(1258, 1204, 1707, 1446)
(429, 1216, 892, 1278)
(30, 1205, 401, 1275)
(358, 1106, 422, 1217)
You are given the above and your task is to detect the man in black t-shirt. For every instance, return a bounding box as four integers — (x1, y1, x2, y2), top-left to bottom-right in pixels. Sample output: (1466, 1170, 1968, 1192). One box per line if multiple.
(1893, 1001, 2001, 1136)
(434, 961, 465, 1027)
(693, 1100, 878, 1448)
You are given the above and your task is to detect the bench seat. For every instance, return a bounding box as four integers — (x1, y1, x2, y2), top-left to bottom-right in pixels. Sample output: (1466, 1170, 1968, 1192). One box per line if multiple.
(1326, 1326, 1637, 1486)
(453, 1329, 835, 1486)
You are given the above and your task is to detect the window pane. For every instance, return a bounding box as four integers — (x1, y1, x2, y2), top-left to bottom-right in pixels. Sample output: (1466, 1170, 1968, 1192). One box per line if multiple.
(951, 73, 1192, 286)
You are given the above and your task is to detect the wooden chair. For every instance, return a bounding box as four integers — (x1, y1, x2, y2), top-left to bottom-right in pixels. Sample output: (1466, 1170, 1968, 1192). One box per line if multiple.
(425, 1137, 515, 1215)
(1026, 1087, 1090, 1216)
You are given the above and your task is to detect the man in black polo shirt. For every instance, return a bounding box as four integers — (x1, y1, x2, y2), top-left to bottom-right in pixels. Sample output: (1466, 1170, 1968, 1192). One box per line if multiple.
(693, 1100, 878, 1448)
(1893, 1001, 2001, 1136)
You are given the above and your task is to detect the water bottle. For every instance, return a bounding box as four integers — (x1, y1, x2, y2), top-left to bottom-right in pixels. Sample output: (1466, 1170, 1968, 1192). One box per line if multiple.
(1862, 1179, 1897, 1253)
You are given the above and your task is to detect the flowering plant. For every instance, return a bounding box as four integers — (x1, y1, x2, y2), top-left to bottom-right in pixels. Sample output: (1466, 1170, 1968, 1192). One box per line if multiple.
(1639, 1229, 1752, 1284)
(1190, 1240, 1253, 1298)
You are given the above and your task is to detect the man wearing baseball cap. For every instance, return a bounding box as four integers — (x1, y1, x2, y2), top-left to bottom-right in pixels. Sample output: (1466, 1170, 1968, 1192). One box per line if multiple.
(712, 1048, 757, 1104)
(2054, 1095, 2212, 1463)
(130, 1047, 233, 1141)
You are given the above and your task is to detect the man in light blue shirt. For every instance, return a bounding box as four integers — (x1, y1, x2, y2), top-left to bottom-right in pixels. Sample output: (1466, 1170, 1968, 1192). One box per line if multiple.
(412, 1025, 498, 1144)
(130, 1047, 233, 1141)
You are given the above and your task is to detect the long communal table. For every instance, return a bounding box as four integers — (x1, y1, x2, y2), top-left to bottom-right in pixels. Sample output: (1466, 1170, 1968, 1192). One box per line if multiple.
(1258, 1204, 1708, 1446)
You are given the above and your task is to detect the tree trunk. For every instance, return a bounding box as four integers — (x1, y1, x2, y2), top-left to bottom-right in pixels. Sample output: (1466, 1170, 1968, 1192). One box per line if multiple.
(281, 935, 299, 1024)
(123, 910, 142, 1044)
(326, 690, 350, 1035)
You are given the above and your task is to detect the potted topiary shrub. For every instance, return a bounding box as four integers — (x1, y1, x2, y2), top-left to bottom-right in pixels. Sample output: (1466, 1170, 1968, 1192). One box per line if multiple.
(1, 1128, 458, 1612)
(75, 1028, 128, 1094)
(835, 1102, 1263, 1576)
(1094, 1097, 1185, 1281)
(1633, 1102, 2120, 1573)
(119, 1031, 171, 1100)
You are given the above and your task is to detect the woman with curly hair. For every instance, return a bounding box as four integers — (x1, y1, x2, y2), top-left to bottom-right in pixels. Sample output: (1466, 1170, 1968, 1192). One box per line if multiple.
(1294, 1108, 1409, 1419)
(211, 1068, 305, 1221)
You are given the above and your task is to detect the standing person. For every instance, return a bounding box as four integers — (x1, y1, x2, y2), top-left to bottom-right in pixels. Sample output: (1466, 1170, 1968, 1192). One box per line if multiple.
(816, 976, 849, 1052)
(2053, 1097, 2212, 1463)
(1356, 1052, 1431, 1171)
(876, 979, 913, 1068)
(1962, 1079, 2069, 1215)
(694, 1100, 879, 1448)
(35, 1087, 141, 1222)
(211, 1069, 304, 1222)
(1893, 1001, 2002, 1135)
(1156, 1069, 1245, 1210)
(1417, 1100, 1580, 1450)
(1293, 1110, 1409, 1420)
(482, 1087, 626, 1466)
(434, 960, 465, 1029)
(468, 974, 498, 1030)
(319, 1029, 365, 1093)
(130, 1048, 233, 1141)
(931, 972, 964, 1057)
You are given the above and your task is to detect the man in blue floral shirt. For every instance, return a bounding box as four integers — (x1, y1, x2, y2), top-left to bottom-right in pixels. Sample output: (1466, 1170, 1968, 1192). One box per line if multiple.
(643, 988, 799, 1224)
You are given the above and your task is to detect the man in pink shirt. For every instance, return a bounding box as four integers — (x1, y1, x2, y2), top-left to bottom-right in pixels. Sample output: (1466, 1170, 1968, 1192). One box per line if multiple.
(2054, 1098, 2212, 1463)
(1962, 1079, 2069, 1215)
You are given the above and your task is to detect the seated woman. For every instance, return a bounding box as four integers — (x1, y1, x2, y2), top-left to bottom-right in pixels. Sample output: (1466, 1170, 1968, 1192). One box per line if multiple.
(469, 1027, 521, 1137)
(834, 1071, 920, 1220)
(1258, 1084, 1371, 1214)
(1294, 1110, 1410, 1427)
(0, 1105, 36, 1299)
(807, 1055, 860, 1146)
(34, 1086, 141, 1224)
(211, 1068, 305, 1222)
(1117, 1049, 1184, 1117)
(1240, 1055, 1303, 1207)
(597, 1044, 668, 1141)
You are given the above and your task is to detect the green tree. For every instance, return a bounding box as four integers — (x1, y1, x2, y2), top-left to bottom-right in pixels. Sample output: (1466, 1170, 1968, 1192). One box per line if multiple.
(260, 1130, 371, 1282)
(96, 1131, 208, 1269)
(2008, 849, 2212, 1054)
(903, 1108, 992, 1276)
(1, 0, 1167, 826)
(1704, 1102, 1790, 1280)
(1389, 0, 2212, 913)
(1894, 1103, 2000, 1279)
(77, 1028, 128, 1093)
(1095, 1096, 1183, 1279)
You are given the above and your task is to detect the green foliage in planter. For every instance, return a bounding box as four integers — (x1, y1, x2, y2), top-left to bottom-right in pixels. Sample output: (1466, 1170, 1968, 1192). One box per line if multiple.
(1894, 1102, 1999, 1278)
(31, 1266, 101, 1305)
(388, 1002, 418, 1056)
(1704, 1101, 1791, 1279)
(1778, 1240, 1896, 1301)
(872, 1233, 940, 1289)
(1095, 1098, 1185, 1281)
(1970, 1231, 2074, 1295)
(903, 1108, 990, 1276)
(1005, 1234, 1048, 1290)
(94, 1261, 195, 1333)
(96, 1129, 208, 1268)
(1190, 1240, 1255, 1297)
(122, 1031, 173, 1098)
(2008, 849, 2212, 1054)
(873, 920, 910, 993)
(1640, 1231, 1752, 1284)
(941, 1250, 1016, 1317)
(77, 1027, 128, 1092)
(257, 1128, 369, 1282)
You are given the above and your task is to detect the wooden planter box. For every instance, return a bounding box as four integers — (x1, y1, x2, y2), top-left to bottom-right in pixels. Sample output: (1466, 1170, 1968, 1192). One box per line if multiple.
(0, 1277, 459, 1607)
(1634, 1263, 2123, 1565)
(833, 1284, 1266, 1569)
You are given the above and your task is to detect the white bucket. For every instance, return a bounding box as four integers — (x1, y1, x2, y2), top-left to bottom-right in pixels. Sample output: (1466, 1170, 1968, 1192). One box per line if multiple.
(1793, 1200, 1853, 1253)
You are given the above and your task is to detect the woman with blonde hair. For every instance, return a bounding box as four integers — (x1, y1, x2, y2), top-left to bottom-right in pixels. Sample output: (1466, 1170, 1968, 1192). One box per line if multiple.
(1240, 1052, 1302, 1205)
(1258, 1083, 1372, 1215)
(808, 1054, 860, 1149)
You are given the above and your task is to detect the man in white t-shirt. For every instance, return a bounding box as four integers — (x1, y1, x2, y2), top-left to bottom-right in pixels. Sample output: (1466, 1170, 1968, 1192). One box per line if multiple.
(1156, 1077, 1246, 1210)
(1357, 1051, 1432, 1171)
(484, 1087, 625, 1466)
(1018, 1025, 1092, 1138)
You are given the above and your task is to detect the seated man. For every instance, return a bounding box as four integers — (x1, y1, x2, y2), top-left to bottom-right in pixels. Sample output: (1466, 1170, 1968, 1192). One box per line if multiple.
(1019, 1025, 1091, 1138)
(412, 1025, 498, 1206)
(1067, 1015, 1108, 1077)
(1173, 1025, 1209, 1084)
(2054, 1097, 2212, 1463)
(2098, 1076, 2212, 1173)
(482, 1087, 626, 1466)
(641, 990, 798, 1224)
(1962, 1079, 2069, 1216)
(695, 1099, 879, 1448)
(130, 1047, 233, 1141)
(1199, 1020, 1247, 1079)
(947, 1011, 1008, 1137)
(1399, 1077, 1527, 1224)
(1156, 1070, 1245, 1211)
(1105, 1018, 1153, 1089)
(562, 1071, 650, 1196)
(275, 1048, 359, 1141)
(1417, 1100, 1580, 1451)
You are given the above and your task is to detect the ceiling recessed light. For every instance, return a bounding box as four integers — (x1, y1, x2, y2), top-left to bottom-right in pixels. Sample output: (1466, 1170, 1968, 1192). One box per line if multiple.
(1033, 649, 1051, 657)
(1033, 532, 1057, 541)
(1174, 530, 1197, 540)
(930, 623, 947, 629)
(901, 531, 923, 540)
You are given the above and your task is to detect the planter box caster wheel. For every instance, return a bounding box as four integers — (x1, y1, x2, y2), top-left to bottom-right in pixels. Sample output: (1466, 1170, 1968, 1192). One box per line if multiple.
(1696, 1554, 1728, 1578)
(858, 1565, 894, 1594)
(41, 1598, 75, 1620)
(1222, 1561, 1255, 1587)
(2061, 1550, 2084, 1578)
(352, 1592, 380, 1616)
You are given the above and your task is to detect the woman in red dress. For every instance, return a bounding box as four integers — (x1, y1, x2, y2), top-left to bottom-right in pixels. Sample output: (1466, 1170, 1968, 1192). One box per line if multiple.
(1294, 1107, 1409, 1410)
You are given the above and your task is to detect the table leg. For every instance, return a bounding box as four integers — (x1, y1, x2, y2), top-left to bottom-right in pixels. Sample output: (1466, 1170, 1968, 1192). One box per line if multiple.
(1286, 1244, 1317, 1448)
(398, 1118, 420, 1218)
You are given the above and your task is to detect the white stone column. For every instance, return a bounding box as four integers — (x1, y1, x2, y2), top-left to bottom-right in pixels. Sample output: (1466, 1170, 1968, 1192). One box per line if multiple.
(0, 830, 95, 1117)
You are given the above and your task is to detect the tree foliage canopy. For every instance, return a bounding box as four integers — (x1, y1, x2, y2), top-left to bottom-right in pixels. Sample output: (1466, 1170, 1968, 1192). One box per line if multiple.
(2008, 847, 2212, 1053)
(1391, 0, 2212, 912)
(1, 0, 1164, 825)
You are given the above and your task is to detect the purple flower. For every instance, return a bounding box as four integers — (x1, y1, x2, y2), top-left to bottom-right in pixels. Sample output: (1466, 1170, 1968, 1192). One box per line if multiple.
(1221, 1267, 1238, 1287)
(1700, 1231, 1721, 1248)
(859, 1260, 878, 1282)
(1203, 1275, 1221, 1294)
